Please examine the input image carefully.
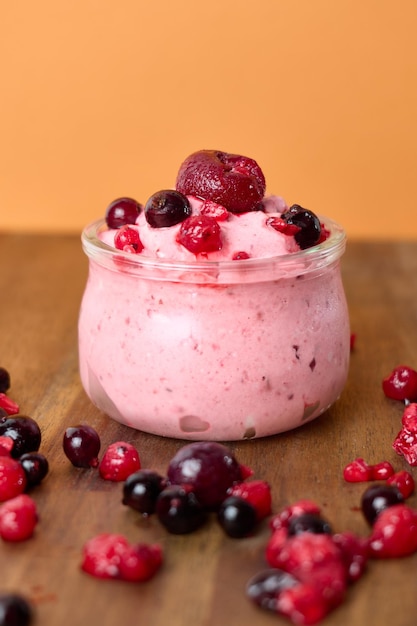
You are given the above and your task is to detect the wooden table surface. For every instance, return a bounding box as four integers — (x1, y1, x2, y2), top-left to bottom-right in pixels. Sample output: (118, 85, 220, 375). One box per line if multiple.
(1, 233, 416, 626)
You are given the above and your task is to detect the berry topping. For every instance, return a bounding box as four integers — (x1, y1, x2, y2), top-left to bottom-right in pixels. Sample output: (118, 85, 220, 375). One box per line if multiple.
(144, 190, 191, 228)
(382, 365, 417, 402)
(217, 496, 258, 538)
(0, 593, 33, 626)
(122, 469, 166, 516)
(105, 197, 142, 229)
(156, 484, 207, 534)
(361, 484, 404, 525)
(19, 452, 49, 489)
(281, 205, 322, 250)
(0, 368, 11, 394)
(63, 425, 101, 469)
(232, 251, 251, 260)
(368, 504, 417, 558)
(176, 215, 222, 256)
(99, 441, 141, 482)
(114, 225, 144, 253)
(0, 494, 38, 541)
(166, 442, 243, 510)
(175, 150, 266, 214)
(199, 199, 229, 221)
(246, 568, 298, 612)
(0, 417, 41, 459)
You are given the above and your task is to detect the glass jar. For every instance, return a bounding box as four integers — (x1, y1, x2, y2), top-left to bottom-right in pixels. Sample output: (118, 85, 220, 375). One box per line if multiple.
(78, 217, 350, 440)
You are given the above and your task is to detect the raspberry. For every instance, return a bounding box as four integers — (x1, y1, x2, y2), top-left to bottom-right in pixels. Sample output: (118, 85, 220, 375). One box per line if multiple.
(0, 456, 26, 501)
(227, 480, 272, 521)
(342, 458, 372, 482)
(199, 199, 229, 221)
(368, 504, 417, 558)
(99, 441, 141, 481)
(266, 531, 342, 576)
(114, 225, 144, 253)
(392, 429, 417, 466)
(401, 403, 417, 432)
(0, 494, 38, 541)
(176, 215, 222, 256)
(0, 393, 19, 416)
(386, 470, 415, 498)
(382, 365, 417, 402)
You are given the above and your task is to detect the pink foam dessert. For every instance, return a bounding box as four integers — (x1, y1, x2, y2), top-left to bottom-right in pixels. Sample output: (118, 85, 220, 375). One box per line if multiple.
(78, 150, 350, 440)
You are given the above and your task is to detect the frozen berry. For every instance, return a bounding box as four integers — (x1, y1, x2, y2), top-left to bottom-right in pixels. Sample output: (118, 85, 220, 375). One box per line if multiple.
(0, 457, 26, 502)
(122, 469, 166, 515)
(166, 442, 243, 510)
(368, 504, 417, 558)
(176, 150, 266, 214)
(144, 190, 191, 228)
(118, 543, 163, 582)
(382, 365, 417, 402)
(269, 500, 321, 532)
(227, 480, 272, 521)
(281, 205, 322, 249)
(105, 197, 142, 229)
(0, 494, 38, 541)
(392, 428, 417, 466)
(332, 531, 369, 583)
(386, 470, 415, 499)
(401, 402, 417, 432)
(361, 484, 404, 525)
(114, 225, 144, 253)
(199, 199, 229, 221)
(246, 568, 298, 612)
(371, 460, 395, 480)
(0, 437, 14, 456)
(63, 425, 101, 468)
(99, 441, 141, 481)
(0, 417, 41, 459)
(156, 484, 207, 534)
(19, 453, 49, 489)
(217, 496, 257, 538)
(0, 593, 33, 626)
(176, 215, 222, 255)
(287, 513, 332, 536)
(0, 369, 10, 394)
(343, 458, 372, 482)
(0, 395, 20, 417)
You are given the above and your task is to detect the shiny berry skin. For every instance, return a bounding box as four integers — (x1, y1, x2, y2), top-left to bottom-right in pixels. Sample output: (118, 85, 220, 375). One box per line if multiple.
(114, 225, 144, 253)
(386, 470, 415, 499)
(118, 543, 163, 582)
(281, 205, 321, 249)
(19, 453, 49, 489)
(227, 480, 272, 521)
(361, 484, 404, 525)
(105, 197, 142, 229)
(368, 504, 417, 558)
(63, 425, 101, 468)
(0, 369, 10, 394)
(269, 500, 321, 532)
(0, 437, 14, 456)
(343, 457, 372, 482)
(0, 395, 19, 417)
(122, 469, 166, 515)
(246, 568, 298, 612)
(176, 215, 222, 255)
(99, 441, 141, 481)
(0, 457, 26, 502)
(0, 494, 38, 541)
(156, 485, 207, 534)
(176, 150, 266, 214)
(382, 365, 417, 401)
(144, 190, 191, 228)
(166, 442, 243, 510)
(371, 460, 394, 480)
(0, 593, 33, 626)
(287, 513, 332, 536)
(199, 199, 229, 221)
(217, 496, 257, 538)
(0, 417, 41, 459)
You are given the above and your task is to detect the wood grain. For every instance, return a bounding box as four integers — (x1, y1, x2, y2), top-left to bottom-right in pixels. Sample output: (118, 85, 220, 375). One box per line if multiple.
(0, 234, 416, 626)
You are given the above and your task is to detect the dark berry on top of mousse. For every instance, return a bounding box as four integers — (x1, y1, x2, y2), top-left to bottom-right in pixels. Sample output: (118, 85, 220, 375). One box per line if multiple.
(175, 149, 266, 214)
(281, 204, 322, 249)
(144, 190, 192, 228)
(105, 197, 142, 229)
(0, 416, 41, 459)
(0, 368, 11, 394)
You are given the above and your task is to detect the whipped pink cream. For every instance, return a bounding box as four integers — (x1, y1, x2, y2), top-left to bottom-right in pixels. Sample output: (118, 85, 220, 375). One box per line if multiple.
(78, 198, 350, 440)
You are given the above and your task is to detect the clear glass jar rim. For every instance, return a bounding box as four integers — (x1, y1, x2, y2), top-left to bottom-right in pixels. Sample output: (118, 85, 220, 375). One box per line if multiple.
(81, 216, 346, 283)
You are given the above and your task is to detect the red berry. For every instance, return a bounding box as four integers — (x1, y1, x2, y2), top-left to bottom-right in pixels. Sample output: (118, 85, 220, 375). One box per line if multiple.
(386, 470, 415, 498)
(269, 500, 321, 532)
(371, 460, 395, 480)
(0, 436, 14, 456)
(0, 393, 20, 416)
(114, 225, 144, 253)
(99, 441, 141, 481)
(332, 531, 369, 582)
(232, 251, 251, 260)
(382, 365, 417, 401)
(266, 531, 342, 575)
(0, 456, 26, 501)
(176, 215, 222, 256)
(401, 403, 417, 432)
(227, 480, 272, 521)
(176, 150, 266, 214)
(266, 216, 301, 236)
(118, 543, 163, 582)
(342, 458, 372, 482)
(199, 199, 230, 221)
(392, 428, 417, 466)
(0, 494, 38, 541)
(105, 197, 142, 229)
(278, 581, 331, 625)
(368, 504, 417, 558)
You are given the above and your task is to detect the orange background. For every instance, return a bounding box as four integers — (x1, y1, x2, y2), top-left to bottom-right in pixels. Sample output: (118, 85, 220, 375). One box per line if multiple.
(1, 1, 416, 238)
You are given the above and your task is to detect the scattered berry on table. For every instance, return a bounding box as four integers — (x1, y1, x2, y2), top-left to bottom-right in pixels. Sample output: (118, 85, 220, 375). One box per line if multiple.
(199, 199, 229, 221)
(0, 457, 27, 502)
(0, 417, 41, 459)
(360, 484, 404, 525)
(99, 441, 141, 481)
(156, 484, 207, 535)
(246, 568, 298, 612)
(386, 470, 415, 499)
(0, 369, 11, 394)
(392, 429, 417, 466)
(63, 425, 101, 469)
(332, 531, 369, 583)
(122, 469, 166, 516)
(269, 500, 321, 532)
(144, 190, 192, 228)
(105, 197, 142, 229)
(175, 150, 266, 214)
(382, 365, 417, 402)
(0, 494, 38, 541)
(176, 214, 222, 255)
(0, 437, 14, 457)
(19, 453, 49, 489)
(227, 479, 272, 521)
(0, 395, 20, 417)
(0, 592, 33, 626)
(217, 495, 257, 538)
(368, 504, 417, 558)
(287, 513, 332, 536)
(342, 458, 372, 482)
